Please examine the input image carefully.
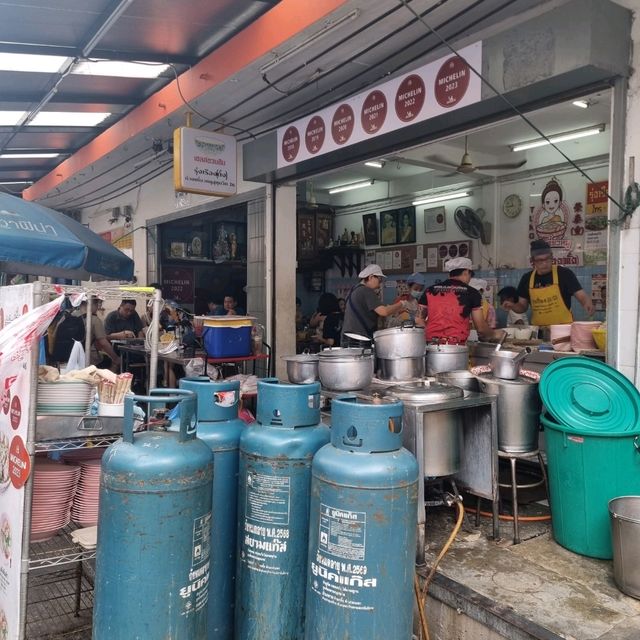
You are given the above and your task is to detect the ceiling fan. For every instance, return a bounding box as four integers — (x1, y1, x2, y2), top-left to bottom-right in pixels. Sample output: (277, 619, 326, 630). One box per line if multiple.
(426, 136, 527, 176)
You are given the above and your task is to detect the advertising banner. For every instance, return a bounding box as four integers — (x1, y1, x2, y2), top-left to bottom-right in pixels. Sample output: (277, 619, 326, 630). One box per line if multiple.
(0, 285, 63, 639)
(277, 42, 482, 168)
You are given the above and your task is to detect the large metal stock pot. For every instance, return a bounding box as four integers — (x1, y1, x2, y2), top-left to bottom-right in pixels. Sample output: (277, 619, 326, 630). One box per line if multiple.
(281, 354, 319, 384)
(373, 325, 425, 359)
(317, 348, 374, 391)
(425, 343, 469, 375)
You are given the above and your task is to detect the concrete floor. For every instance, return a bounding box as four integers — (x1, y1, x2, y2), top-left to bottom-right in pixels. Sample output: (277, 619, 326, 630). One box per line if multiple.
(422, 498, 640, 640)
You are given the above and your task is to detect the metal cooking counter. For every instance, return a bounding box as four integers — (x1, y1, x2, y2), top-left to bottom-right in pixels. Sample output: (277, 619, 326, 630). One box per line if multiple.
(320, 385, 499, 562)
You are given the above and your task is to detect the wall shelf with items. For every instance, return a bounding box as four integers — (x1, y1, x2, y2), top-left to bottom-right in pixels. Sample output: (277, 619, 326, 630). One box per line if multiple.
(322, 246, 364, 277)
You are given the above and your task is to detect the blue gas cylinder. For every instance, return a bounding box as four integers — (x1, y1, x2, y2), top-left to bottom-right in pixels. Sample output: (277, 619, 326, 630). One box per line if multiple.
(236, 378, 330, 640)
(304, 395, 419, 640)
(93, 390, 214, 640)
(178, 376, 247, 640)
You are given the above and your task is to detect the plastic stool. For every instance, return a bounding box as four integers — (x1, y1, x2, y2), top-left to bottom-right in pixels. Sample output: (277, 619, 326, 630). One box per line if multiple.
(498, 449, 550, 544)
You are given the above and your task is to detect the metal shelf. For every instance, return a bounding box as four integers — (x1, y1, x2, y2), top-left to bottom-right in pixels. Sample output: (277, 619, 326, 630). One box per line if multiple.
(26, 565, 94, 639)
(34, 435, 120, 453)
(29, 524, 96, 570)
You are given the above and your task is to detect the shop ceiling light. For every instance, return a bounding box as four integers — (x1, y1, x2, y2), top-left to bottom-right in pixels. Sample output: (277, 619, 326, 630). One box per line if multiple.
(259, 9, 360, 74)
(0, 152, 60, 159)
(0, 53, 68, 74)
(328, 179, 374, 194)
(364, 160, 385, 168)
(412, 191, 470, 206)
(0, 111, 27, 126)
(72, 59, 170, 78)
(27, 112, 111, 127)
(572, 100, 590, 109)
(0, 180, 32, 185)
(511, 124, 605, 152)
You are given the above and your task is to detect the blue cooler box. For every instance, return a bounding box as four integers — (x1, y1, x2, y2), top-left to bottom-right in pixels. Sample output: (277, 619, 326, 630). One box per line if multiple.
(203, 322, 252, 357)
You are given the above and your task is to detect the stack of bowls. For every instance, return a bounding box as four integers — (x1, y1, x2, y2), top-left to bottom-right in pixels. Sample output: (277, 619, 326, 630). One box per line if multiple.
(37, 381, 95, 415)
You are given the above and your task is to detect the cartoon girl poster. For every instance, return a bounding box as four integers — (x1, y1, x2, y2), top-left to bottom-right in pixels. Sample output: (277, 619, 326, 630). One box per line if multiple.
(532, 177, 570, 247)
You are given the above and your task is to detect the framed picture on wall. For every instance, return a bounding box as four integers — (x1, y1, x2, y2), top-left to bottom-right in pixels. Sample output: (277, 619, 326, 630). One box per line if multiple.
(363, 213, 379, 245)
(297, 212, 315, 258)
(423, 206, 446, 233)
(315, 212, 333, 251)
(396, 206, 416, 244)
(379, 209, 398, 246)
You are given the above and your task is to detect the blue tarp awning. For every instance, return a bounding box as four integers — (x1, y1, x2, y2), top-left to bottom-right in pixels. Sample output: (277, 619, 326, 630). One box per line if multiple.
(0, 193, 134, 281)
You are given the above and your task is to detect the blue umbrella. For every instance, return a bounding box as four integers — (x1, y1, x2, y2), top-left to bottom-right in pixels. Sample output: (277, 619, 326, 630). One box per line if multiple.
(0, 193, 134, 281)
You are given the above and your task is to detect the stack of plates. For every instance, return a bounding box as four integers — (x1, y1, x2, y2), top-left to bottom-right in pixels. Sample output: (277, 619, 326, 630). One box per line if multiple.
(37, 381, 95, 415)
(71, 460, 101, 527)
(31, 460, 80, 542)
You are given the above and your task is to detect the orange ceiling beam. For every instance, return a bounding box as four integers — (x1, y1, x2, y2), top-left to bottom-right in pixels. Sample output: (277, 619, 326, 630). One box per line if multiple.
(24, 0, 350, 201)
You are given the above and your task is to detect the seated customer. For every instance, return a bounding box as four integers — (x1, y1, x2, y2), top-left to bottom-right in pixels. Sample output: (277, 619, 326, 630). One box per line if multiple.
(75, 298, 120, 370)
(215, 295, 244, 316)
(105, 299, 145, 340)
(315, 293, 343, 348)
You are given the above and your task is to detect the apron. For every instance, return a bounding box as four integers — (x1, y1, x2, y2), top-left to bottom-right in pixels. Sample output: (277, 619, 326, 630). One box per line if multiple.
(529, 265, 573, 326)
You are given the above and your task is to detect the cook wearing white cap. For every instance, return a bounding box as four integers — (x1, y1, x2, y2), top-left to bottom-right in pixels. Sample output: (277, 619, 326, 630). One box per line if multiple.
(341, 264, 408, 344)
(469, 278, 496, 329)
(421, 258, 504, 344)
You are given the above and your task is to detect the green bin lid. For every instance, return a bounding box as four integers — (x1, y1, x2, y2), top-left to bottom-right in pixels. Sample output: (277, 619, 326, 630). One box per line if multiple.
(539, 357, 640, 433)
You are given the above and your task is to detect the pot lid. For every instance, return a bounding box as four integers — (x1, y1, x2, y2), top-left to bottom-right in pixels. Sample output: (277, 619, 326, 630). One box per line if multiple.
(281, 354, 319, 362)
(539, 358, 640, 432)
(343, 332, 372, 343)
(387, 380, 464, 403)
(318, 347, 373, 360)
(374, 326, 423, 338)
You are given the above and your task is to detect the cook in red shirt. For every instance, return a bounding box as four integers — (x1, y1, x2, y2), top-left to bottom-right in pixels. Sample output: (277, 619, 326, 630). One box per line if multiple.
(422, 257, 505, 344)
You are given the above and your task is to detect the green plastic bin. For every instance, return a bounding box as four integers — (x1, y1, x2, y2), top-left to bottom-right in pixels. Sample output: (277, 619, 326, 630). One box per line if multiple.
(542, 413, 640, 559)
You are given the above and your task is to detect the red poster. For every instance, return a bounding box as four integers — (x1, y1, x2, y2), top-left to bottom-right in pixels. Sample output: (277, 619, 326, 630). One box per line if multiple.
(162, 267, 194, 304)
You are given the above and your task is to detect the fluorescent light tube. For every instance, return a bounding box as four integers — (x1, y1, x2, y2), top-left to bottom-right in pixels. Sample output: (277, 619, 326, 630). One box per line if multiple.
(0, 111, 27, 126)
(72, 59, 169, 78)
(412, 191, 470, 206)
(511, 125, 604, 152)
(364, 160, 384, 168)
(572, 100, 589, 109)
(0, 53, 68, 74)
(0, 153, 60, 159)
(28, 112, 111, 127)
(0, 180, 32, 185)
(328, 179, 374, 194)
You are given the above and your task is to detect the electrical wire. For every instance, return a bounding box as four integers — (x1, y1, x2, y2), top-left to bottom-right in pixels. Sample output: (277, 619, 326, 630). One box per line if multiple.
(397, 0, 629, 222)
(167, 64, 257, 139)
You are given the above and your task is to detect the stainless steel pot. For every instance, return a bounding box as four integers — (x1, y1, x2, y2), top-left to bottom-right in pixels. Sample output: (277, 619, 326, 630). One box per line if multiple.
(373, 325, 425, 359)
(281, 354, 319, 384)
(436, 370, 479, 394)
(476, 372, 541, 453)
(489, 348, 531, 380)
(387, 380, 464, 477)
(425, 344, 469, 375)
(378, 357, 424, 382)
(317, 348, 374, 391)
